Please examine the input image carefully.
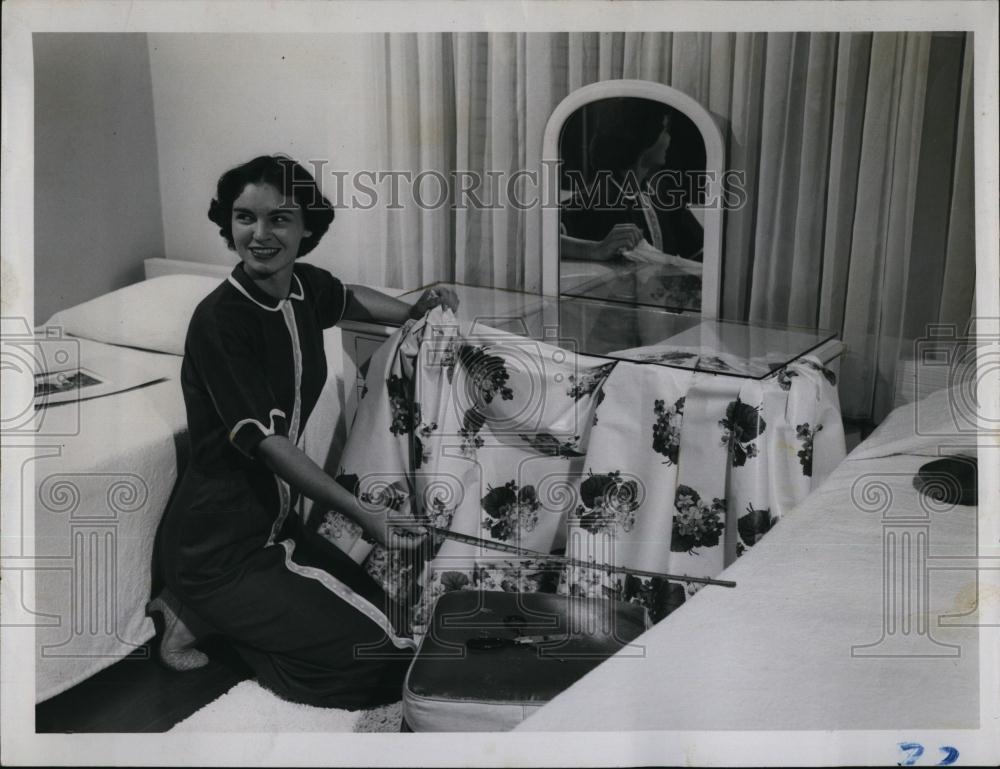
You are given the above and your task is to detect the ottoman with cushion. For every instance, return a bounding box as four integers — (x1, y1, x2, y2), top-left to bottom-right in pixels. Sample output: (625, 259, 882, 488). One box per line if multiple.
(402, 590, 651, 731)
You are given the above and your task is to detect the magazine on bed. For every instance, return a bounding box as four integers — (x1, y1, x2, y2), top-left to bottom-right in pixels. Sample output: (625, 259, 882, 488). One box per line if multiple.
(34, 347, 169, 407)
(34, 367, 106, 404)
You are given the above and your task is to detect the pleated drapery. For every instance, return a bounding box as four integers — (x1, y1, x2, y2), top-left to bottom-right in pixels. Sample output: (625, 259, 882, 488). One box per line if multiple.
(355, 32, 974, 423)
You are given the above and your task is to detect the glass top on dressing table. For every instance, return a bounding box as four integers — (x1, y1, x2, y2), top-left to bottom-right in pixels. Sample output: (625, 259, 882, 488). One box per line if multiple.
(399, 283, 836, 381)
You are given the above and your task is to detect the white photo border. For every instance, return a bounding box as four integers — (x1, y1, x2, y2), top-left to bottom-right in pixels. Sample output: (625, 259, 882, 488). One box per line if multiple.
(2, 1, 998, 766)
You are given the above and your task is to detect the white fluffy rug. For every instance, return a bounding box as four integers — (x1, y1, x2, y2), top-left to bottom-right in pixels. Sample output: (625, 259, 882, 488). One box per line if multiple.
(170, 680, 402, 733)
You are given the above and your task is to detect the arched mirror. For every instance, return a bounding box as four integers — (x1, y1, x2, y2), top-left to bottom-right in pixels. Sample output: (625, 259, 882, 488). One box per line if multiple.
(541, 81, 724, 321)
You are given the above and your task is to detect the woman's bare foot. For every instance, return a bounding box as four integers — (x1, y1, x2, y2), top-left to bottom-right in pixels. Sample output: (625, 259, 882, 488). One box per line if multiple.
(146, 589, 210, 671)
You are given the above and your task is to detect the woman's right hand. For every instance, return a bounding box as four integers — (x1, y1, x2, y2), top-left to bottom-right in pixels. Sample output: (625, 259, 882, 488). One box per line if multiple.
(383, 523, 430, 552)
(355, 496, 430, 552)
(256, 435, 433, 552)
(595, 223, 644, 260)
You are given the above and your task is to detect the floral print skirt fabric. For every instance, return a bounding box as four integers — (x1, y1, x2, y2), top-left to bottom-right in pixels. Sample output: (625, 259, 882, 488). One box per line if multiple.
(316, 308, 846, 634)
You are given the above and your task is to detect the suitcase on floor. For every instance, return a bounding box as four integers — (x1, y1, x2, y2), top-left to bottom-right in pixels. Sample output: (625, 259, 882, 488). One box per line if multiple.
(401, 590, 650, 732)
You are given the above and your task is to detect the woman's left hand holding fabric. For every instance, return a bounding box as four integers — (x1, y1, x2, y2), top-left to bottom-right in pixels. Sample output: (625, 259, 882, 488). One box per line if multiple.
(407, 287, 459, 319)
(342, 285, 459, 326)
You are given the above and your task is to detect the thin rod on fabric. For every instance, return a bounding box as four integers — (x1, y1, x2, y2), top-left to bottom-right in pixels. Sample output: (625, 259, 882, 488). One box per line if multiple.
(417, 524, 738, 588)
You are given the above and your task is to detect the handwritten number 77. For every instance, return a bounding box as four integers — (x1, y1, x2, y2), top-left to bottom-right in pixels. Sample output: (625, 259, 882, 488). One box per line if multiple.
(898, 743, 959, 766)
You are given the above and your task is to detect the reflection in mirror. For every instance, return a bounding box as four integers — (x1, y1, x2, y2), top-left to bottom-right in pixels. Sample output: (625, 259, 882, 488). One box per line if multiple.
(559, 97, 708, 314)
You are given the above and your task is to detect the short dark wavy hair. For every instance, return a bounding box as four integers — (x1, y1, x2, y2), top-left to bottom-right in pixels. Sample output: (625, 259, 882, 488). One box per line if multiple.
(588, 99, 673, 175)
(207, 155, 335, 257)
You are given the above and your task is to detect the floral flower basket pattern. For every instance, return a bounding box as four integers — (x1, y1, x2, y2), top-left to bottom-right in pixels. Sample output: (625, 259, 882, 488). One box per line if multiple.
(566, 361, 617, 402)
(575, 470, 641, 534)
(481, 480, 541, 541)
(363, 545, 419, 611)
(386, 374, 418, 436)
(422, 493, 455, 530)
(719, 398, 766, 467)
(455, 344, 514, 455)
(671, 484, 726, 552)
(735, 503, 775, 558)
(776, 368, 798, 391)
(459, 344, 514, 405)
(775, 359, 836, 392)
(796, 422, 823, 477)
(652, 396, 685, 465)
(800, 358, 838, 385)
(413, 420, 438, 469)
(619, 574, 686, 623)
(566, 360, 616, 424)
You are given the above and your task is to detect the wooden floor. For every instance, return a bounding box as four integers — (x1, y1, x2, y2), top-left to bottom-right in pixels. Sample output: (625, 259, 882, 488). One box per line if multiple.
(35, 638, 251, 733)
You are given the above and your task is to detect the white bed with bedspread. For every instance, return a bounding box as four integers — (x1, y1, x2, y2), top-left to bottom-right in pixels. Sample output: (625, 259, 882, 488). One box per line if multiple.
(516, 384, 982, 731)
(30, 259, 388, 702)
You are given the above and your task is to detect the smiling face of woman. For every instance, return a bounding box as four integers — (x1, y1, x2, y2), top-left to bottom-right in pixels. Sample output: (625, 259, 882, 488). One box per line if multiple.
(230, 182, 312, 295)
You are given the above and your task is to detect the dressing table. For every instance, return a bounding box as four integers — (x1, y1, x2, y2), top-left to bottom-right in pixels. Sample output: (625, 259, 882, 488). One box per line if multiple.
(334, 79, 846, 638)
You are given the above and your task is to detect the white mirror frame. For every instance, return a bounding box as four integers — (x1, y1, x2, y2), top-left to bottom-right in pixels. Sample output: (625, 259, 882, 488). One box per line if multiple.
(541, 80, 725, 319)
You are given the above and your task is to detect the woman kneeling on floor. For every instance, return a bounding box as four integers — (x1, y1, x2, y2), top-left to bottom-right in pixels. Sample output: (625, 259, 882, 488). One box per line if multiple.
(150, 155, 457, 709)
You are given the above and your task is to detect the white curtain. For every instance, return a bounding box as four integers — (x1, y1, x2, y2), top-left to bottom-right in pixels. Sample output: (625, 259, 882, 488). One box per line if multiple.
(357, 32, 975, 423)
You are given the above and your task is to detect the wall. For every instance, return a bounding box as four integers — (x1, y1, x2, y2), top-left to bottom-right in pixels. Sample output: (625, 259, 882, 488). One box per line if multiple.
(34, 34, 166, 324)
(146, 34, 379, 285)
